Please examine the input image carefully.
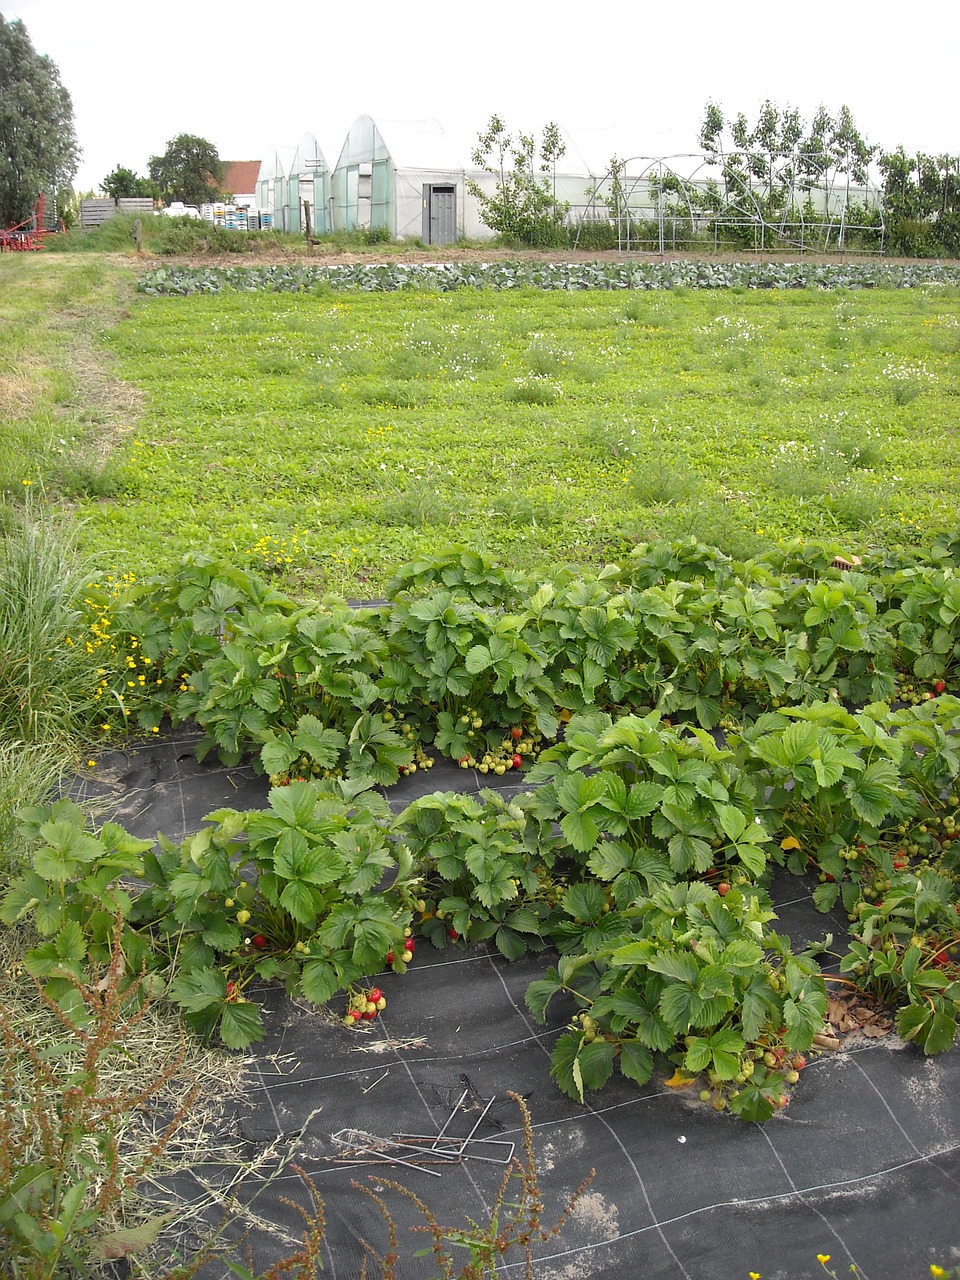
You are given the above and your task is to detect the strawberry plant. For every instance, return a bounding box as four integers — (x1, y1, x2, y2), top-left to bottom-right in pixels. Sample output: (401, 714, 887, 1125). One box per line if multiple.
(396, 790, 562, 959)
(882, 564, 960, 687)
(840, 901, 960, 1054)
(386, 587, 558, 753)
(776, 575, 896, 708)
(889, 694, 960, 806)
(105, 555, 298, 734)
(0, 799, 158, 1019)
(741, 703, 912, 872)
(526, 880, 827, 1121)
(385, 547, 528, 608)
(528, 709, 772, 881)
(2, 781, 418, 1049)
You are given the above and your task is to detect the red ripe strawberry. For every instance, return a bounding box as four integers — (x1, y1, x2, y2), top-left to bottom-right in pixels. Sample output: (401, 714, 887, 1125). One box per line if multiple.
(717, 883, 730, 896)
(252, 934, 267, 949)
(932, 950, 950, 968)
(447, 927, 459, 940)
(367, 988, 382, 1003)
(512, 754, 523, 769)
(404, 938, 415, 953)
(934, 680, 946, 694)
(361, 1009, 376, 1020)
(385, 951, 395, 964)
(511, 726, 523, 740)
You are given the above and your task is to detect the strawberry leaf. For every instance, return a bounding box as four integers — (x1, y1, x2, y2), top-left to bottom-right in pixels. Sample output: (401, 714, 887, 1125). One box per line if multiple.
(525, 971, 564, 1023)
(219, 1000, 265, 1049)
(618, 1039, 654, 1085)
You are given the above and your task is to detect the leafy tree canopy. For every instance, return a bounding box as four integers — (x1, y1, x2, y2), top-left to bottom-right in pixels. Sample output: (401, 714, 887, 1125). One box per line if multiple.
(101, 166, 157, 200)
(697, 100, 875, 206)
(148, 134, 224, 207)
(0, 16, 79, 227)
(468, 116, 570, 247)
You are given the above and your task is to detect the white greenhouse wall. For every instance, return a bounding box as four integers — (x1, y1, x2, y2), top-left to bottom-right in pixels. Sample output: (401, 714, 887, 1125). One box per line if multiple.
(253, 120, 884, 244)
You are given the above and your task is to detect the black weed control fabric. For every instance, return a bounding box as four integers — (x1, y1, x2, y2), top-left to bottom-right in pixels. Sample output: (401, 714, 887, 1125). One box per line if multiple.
(74, 734, 960, 1280)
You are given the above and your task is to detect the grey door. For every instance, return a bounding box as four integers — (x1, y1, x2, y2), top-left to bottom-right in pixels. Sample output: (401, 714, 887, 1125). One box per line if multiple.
(423, 185, 457, 245)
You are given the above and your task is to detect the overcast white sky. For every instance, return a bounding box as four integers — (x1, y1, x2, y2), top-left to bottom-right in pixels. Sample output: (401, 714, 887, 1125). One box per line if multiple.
(5, 0, 958, 192)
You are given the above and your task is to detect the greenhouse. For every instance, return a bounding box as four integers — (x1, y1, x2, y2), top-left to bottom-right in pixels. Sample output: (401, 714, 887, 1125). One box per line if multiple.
(330, 114, 471, 244)
(277, 133, 331, 236)
(253, 150, 289, 229)
(248, 115, 886, 252)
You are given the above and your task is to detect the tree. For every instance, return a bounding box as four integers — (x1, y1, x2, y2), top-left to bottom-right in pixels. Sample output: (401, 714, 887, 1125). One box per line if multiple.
(0, 16, 79, 228)
(879, 147, 960, 256)
(101, 166, 157, 200)
(147, 135, 224, 207)
(467, 116, 570, 247)
(696, 100, 874, 214)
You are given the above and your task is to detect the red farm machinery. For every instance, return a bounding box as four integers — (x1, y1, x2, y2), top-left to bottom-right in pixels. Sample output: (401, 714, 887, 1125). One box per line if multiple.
(1, 193, 57, 251)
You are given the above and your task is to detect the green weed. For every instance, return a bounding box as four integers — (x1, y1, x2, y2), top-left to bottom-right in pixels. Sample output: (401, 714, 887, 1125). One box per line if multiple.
(628, 457, 702, 507)
(505, 373, 563, 404)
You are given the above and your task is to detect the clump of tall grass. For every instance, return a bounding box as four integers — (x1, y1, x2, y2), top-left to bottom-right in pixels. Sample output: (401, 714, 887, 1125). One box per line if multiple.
(628, 457, 702, 507)
(0, 506, 111, 745)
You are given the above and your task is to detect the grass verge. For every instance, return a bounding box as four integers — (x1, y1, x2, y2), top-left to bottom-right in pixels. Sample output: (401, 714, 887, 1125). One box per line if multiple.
(58, 281, 960, 596)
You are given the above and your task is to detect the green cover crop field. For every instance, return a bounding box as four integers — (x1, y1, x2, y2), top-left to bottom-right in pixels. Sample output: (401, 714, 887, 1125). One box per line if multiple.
(73, 281, 960, 595)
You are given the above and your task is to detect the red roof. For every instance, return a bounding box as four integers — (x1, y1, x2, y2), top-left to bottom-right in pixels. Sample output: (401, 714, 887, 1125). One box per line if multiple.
(221, 160, 260, 197)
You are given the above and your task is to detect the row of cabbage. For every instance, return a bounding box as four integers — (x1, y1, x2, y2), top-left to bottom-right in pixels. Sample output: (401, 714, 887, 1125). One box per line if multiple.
(136, 259, 960, 296)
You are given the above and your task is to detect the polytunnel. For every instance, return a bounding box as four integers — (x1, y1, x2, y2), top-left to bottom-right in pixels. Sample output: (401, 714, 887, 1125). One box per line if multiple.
(278, 134, 331, 237)
(253, 151, 292, 230)
(331, 115, 469, 244)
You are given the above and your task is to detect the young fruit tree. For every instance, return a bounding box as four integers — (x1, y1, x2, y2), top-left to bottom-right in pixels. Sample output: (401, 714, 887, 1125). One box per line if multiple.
(468, 115, 570, 247)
